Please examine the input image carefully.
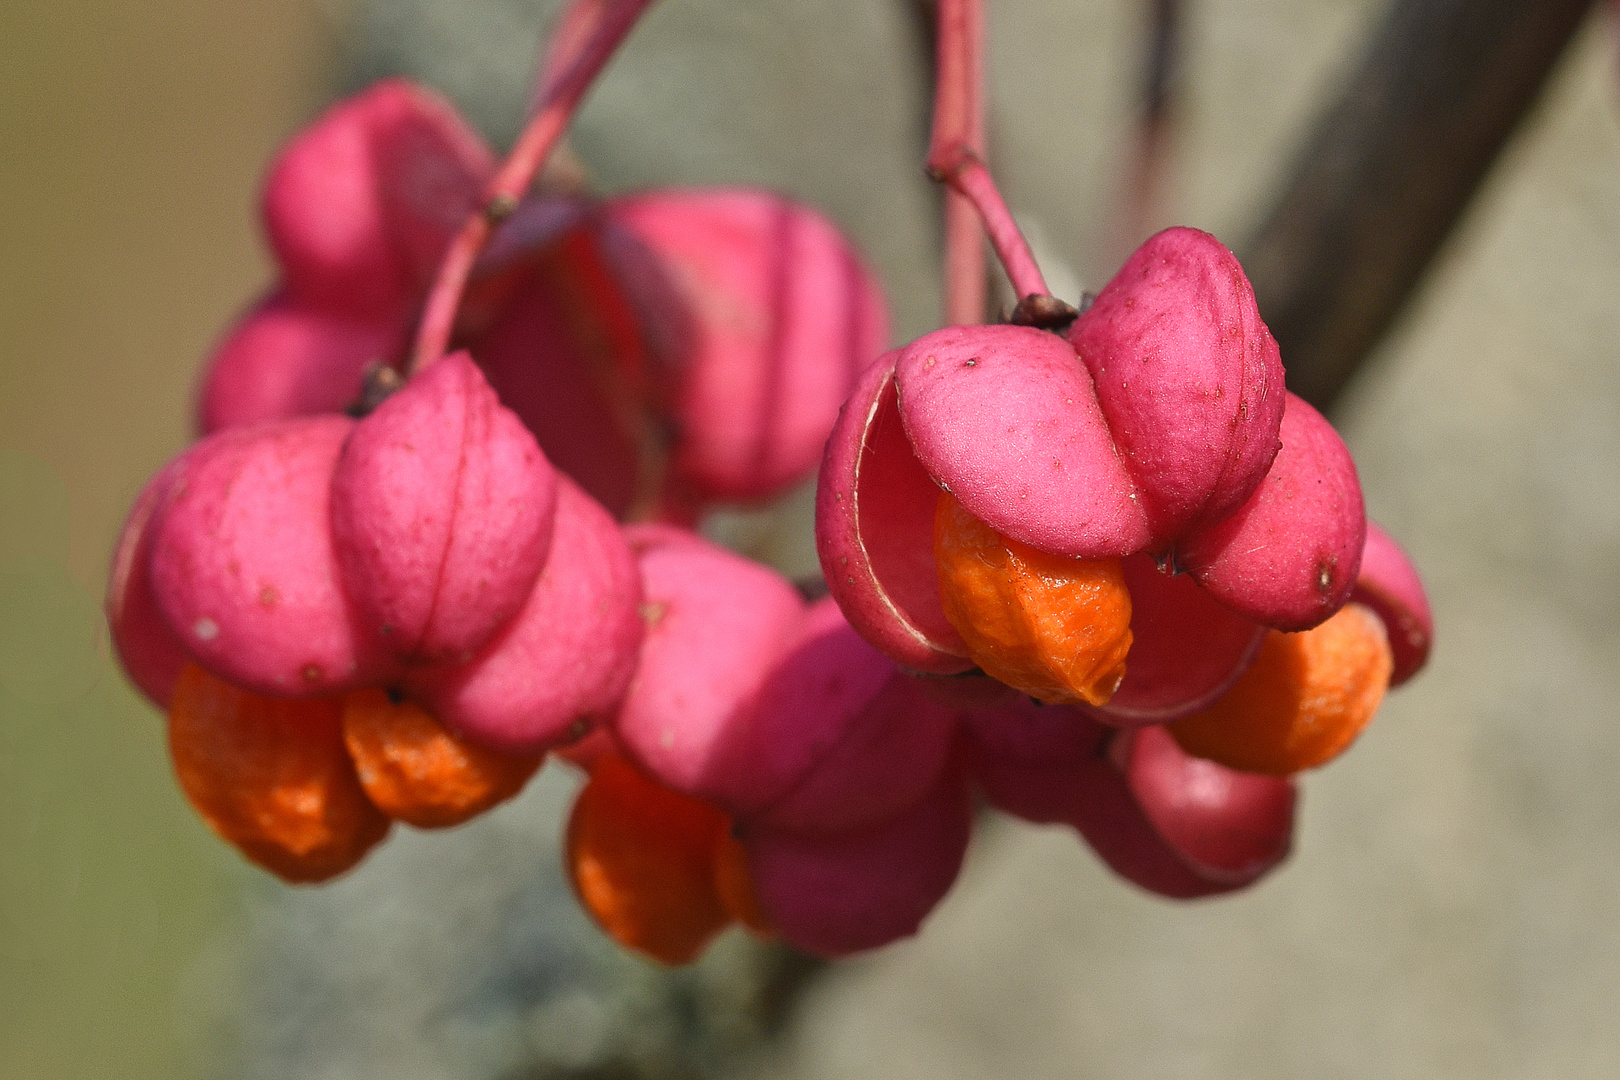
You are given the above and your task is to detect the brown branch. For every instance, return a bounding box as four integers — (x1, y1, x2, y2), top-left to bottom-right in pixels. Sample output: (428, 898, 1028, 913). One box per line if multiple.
(1240, 0, 1598, 412)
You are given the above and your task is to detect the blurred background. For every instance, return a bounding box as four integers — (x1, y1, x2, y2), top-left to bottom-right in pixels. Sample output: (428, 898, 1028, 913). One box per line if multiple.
(4, 0, 1620, 1077)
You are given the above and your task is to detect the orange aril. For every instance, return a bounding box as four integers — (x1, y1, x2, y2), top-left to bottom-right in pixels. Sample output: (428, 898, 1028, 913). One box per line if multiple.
(712, 829, 773, 937)
(566, 754, 734, 965)
(1168, 603, 1393, 775)
(340, 687, 543, 829)
(167, 664, 390, 883)
(933, 491, 1133, 705)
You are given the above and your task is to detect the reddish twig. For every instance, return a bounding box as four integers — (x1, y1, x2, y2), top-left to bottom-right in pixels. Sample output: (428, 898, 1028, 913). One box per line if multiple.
(932, 0, 986, 325)
(409, 0, 656, 373)
(927, 0, 1049, 309)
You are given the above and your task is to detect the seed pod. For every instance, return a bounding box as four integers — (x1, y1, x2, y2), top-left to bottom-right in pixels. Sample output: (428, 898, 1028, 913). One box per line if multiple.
(744, 766, 973, 958)
(331, 352, 559, 666)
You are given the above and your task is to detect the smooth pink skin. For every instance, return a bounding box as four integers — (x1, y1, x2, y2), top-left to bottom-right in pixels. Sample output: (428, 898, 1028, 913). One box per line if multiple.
(744, 766, 974, 958)
(149, 417, 387, 697)
(331, 352, 558, 666)
(412, 477, 642, 753)
(1120, 725, 1295, 886)
(197, 291, 398, 434)
(816, 356, 972, 674)
(610, 527, 806, 801)
(606, 189, 890, 503)
(963, 698, 1105, 825)
(1090, 554, 1266, 726)
(738, 599, 959, 835)
(106, 461, 190, 709)
(1068, 227, 1285, 543)
(1352, 522, 1433, 686)
(894, 323, 1151, 558)
(1179, 393, 1366, 631)
(264, 78, 494, 319)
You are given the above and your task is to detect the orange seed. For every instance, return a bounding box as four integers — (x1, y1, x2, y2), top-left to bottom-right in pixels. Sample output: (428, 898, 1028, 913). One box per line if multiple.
(934, 491, 1133, 705)
(167, 664, 390, 883)
(1168, 602, 1393, 775)
(713, 829, 773, 937)
(340, 687, 543, 829)
(566, 754, 733, 965)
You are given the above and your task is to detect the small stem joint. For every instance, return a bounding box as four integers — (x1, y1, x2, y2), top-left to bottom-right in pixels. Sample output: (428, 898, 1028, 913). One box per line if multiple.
(483, 193, 519, 224)
(1009, 293, 1081, 333)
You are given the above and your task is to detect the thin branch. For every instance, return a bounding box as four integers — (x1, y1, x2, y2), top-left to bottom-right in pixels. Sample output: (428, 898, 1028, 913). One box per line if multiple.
(1240, 0, 1597, 411)
(928, 0, 1052, 309)
(409, 0, 656, 373)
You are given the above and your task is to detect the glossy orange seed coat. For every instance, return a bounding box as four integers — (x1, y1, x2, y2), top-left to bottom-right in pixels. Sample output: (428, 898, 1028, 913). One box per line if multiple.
(934, 491, 1133, 705)
(341, 687, 543, 828)
(566, 754, 737, 965)
(1168, 602, 1393, 775)
(167, 664, 390, 883)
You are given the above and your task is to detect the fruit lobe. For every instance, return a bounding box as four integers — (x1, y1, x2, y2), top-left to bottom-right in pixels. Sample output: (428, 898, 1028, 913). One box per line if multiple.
(331, 352, 559, 665)
(149, 416, 388, 697)
(1068, 226, 1285, 539)
(744, 766, 974, 958)
(1352, 522, 1433, 686)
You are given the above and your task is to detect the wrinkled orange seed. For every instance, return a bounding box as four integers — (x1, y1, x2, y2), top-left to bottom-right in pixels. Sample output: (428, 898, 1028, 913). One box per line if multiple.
(1168, 602, 1393, 775)
(934, 491, 1133, 705)
(565, 755, 735, 965)
(167, 664, 390, 883)
(340, 687, 543, 829)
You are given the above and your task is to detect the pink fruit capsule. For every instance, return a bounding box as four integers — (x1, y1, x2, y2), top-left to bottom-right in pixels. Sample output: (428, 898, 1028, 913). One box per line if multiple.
(106, 459, 191, 709)
(610, 525, 806, 802)
(331, 352, 559, 665)
(744, 765, 974, 958)
(604, 189, 890, 506)
(198, 79, 494, 436)
(148, 416, 388, 697)
(264, 78, 493, 319)
(738, 599, 959, 835)
(411, 476, 642, 754)
(1351, 522, 1433, 686)
(817, 228, 1370, 717)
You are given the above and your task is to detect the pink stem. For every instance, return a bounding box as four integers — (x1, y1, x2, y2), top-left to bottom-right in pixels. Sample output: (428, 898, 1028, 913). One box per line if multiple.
(409, 0, 656, 373)
(935, 0, 986, 325)
(928, 0, 1049, 306)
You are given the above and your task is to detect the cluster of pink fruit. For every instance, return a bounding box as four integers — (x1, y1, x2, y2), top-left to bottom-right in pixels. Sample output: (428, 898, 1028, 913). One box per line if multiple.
(105, 1, 1432, 965)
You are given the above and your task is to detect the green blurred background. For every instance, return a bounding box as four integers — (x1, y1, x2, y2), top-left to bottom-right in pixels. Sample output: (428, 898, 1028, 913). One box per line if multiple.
(0, 2, 330, 1075)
